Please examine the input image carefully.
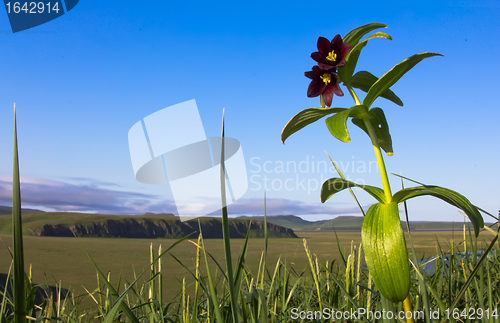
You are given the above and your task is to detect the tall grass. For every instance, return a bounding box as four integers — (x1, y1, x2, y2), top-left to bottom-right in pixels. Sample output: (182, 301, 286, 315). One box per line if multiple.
(12, 105, 26, 323)
(1, 108, 498, 322)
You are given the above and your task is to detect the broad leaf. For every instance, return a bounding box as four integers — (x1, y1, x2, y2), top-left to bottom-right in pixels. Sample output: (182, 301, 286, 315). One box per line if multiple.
(352, 108, 393, 156)
(362, 202, 410, 303)
(325, 105, 367, 143)
(340, 32, 392, 84)
(363, 52, 442, 108)
(343, 22, 388, 47)
(351, 71, 403, 106)
(281, 107, 346, 143)
(392, 185, 484, 236)
(321, 177, 386, 204)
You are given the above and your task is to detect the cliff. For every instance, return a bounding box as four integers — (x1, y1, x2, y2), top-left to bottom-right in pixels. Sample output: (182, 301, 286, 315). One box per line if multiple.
(22, 216, 298, 239)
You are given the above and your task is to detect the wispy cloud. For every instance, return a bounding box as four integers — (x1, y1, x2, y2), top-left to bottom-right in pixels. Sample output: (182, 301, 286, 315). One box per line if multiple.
(0, 177, 366, 218)
(63, 177, 123, 188)
(0, 176, 174, 215)
(207, 197, 366, 218)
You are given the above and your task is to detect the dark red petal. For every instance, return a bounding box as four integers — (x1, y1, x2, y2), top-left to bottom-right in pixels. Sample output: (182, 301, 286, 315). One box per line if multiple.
(331, 34, 342, 48)
(318, 62, 335, 69)
(317, 37, 331, 54)
(340, 43, 352, 58)
(332, 82, 344, 97)
(304, 70, 314, 79)
(310, 52, 323, 63)
(336, 59, 346, 67)
(322, 86, 334, 107)
(311, 65, 324, 74)
(307, 79, 327, 97)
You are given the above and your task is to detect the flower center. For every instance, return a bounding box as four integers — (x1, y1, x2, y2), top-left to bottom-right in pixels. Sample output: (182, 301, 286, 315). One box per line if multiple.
(326, 50, 337, 62)
(320, 73, 331, 85)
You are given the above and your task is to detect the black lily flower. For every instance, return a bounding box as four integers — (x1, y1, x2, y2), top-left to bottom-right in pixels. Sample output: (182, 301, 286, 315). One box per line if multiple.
(311, 35, 352, 70)
(305, 65, 344, 107)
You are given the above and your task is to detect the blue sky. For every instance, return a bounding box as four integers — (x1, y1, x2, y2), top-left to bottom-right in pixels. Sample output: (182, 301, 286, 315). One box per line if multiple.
(0, 0, 498, 222)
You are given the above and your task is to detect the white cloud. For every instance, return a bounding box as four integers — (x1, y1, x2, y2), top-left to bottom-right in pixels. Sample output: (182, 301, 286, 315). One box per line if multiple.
(0, 177, 368, 218)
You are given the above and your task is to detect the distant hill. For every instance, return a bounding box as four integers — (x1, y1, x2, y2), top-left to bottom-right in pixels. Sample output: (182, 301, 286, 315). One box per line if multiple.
(238, 215, 495, 232)
(0, 212, 298, 239)
(0, 205, 44, 216)
(0, 208, 493, 237)
(237, 215, 364, 231)
(238, 215, 313, 230)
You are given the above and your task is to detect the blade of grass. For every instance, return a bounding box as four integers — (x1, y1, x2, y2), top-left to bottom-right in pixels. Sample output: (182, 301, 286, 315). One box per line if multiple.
(303, 238, 322, 313)
(261, 192, 268, 290)
(325, 150, 366, 216)
(158, 244, 165, 323)
(190, 237, 201, 323)
(400, 175, 431, 323)
(77, 233, 191, 323)
(409, 259, 455, 323)
(198, 224, 223, 323)
(79, 244, 141, 323)
(486, 259, 493, 323)
(82, 286, 105, 319)
(12, 104, 26, 323)
(0, 261, 13, 323)
(103, 274, 146, 323)
(323, 264, 371, 323)
(443, 233, 499, 322)
(219, 109, 239, 323)
(233, 220, 252, 302)
(332, 226, 347, 267)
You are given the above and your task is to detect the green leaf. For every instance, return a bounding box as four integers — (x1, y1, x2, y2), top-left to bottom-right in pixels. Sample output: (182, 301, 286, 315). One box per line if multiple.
(321, 177, 386, 204)
(351, 71, 403, 106)
(326, 110, 351, 143)
(325, 105, 367, 143)
(392, 185, 484, 236)
(338, 41, 365, 85)
(362, 202, 410, 303)
(363, 52, 443, 108)
(343, 22, 388, 47)
(340, 32, 392, 84)
(352, 108, 393, 156)
(281, 107, 346, 143)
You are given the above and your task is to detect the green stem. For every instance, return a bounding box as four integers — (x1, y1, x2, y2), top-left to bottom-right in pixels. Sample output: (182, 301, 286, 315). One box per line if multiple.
(347, 86, 361, 106)
(347, 86, 392, 202)
(362, 116, 392, 203)
(347, 88, 410, 313)
(403, 296, 415, 323)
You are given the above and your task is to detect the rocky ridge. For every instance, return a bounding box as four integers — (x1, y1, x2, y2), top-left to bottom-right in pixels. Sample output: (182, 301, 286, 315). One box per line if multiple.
(30, 218, 298, 239)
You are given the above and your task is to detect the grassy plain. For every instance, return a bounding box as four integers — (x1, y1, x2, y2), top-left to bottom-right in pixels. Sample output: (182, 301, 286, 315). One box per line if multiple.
(0, 229, 494, 309)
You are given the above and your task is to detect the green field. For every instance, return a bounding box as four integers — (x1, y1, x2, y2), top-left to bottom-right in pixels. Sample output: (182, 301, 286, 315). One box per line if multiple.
(0, 229, 492, 310)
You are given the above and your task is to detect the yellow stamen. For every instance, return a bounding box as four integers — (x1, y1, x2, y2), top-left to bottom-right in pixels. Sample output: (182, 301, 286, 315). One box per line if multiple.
(320, 73, 331, 85)
(326, 50, 337, 62)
